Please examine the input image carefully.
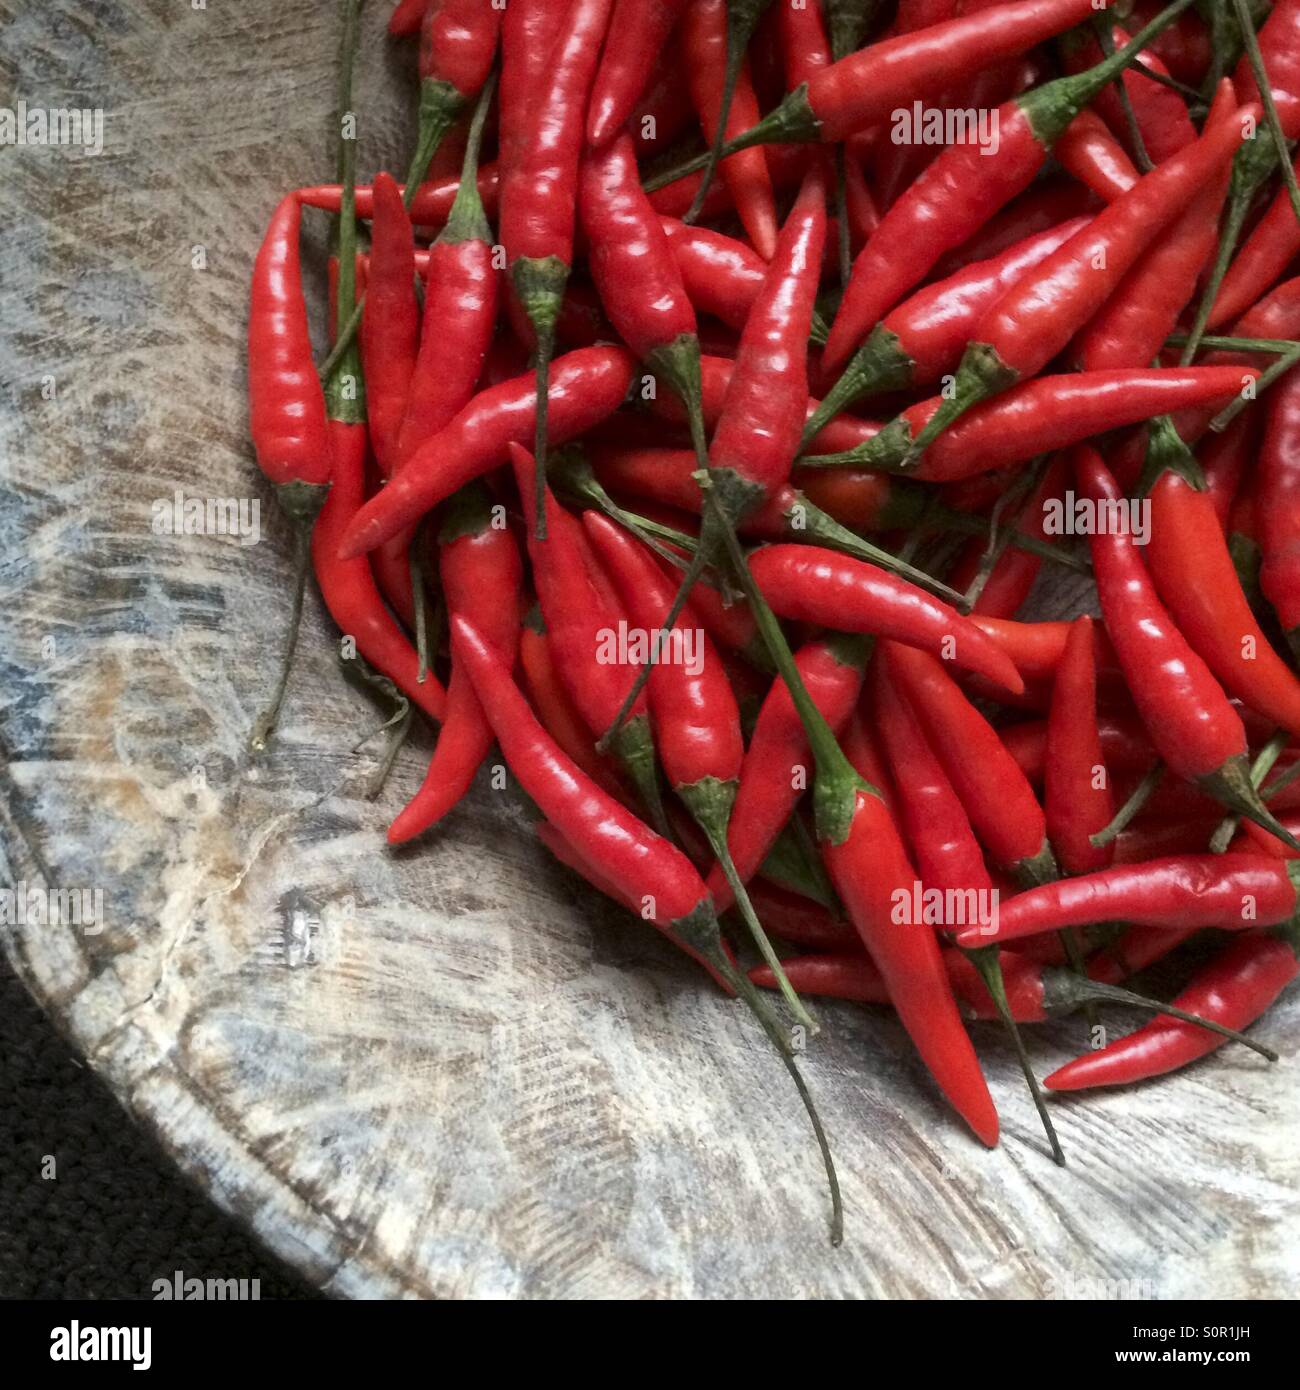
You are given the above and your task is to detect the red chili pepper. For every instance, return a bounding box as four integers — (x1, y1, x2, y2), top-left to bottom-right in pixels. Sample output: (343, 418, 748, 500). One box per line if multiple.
(778, 0, 831, 89)
(519, 615, 627, 800)
(405, 0, 501, 198)
(705, 634, 868, 914)
(747, 545, 1024, 693)
(1258, 364, 1300, 643)
(681, 0, 778, 257)
(510, 445, 669, 832)
(389, 486, 523, 843)
(587, 0, 689, 147)
(452, 610, 842, 1240)
(956, 855, 1300, 950)
(1002, 711, 1155, 785)
(499, 0, 614, 533)
(1045, 616, 1114, 875)
(1073, 79, 1237, 372)
(968, 613, 1119, 684)
(733, 0, 1111, 151)
(389, 0, 429, 37)
(885, 642, 1053, 880)
(659, 219, 767, 332)
(743, 881, 859, 951)
(1044, 930, 1297, 1090)
(817, 2, 1195, 374)
(339, 346, 635, 558)
(298, 164, 501, 229)
(1077, 447, 1297, 843)
(1208, 155, 1300, 330)
(499, 0, 567, 180)
(1085, 923, 1201, 985)
(805, 365, 1256, 481)
(360, 172, 420, 476)
(822, 777, 1001, 1146)
(1055, 109, 1138, 202)
(929, 180, 1096, 279)
(1231, 0, 1300, 139)
(909, 98, 1252, 456)
(1126, 0, 1210, 85)
(802, 215, 1089, 448)
(626, 50, 699, 160)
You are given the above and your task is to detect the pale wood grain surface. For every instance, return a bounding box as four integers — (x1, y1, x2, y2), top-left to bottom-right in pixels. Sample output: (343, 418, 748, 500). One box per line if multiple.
(1, 0, 1297, 1298)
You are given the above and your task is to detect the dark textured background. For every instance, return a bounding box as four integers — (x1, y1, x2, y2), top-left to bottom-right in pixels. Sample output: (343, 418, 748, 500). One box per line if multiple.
(0, 951, 320, 1300)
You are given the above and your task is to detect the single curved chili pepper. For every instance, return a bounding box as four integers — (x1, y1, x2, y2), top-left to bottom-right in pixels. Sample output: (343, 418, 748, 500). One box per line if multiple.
(245, 175, 335, 748)
(1077, 446, 1298, 843)
(500, 0, 614, 535)
(1257, 363, 1300, 646)
(747, 545, 1024, 693)
(390, 0, 430, 36)
(405, 0, 501, 199)
(1055, 109, 1139, 202)
(801, 215, 1089, 448)
(583, 511, 816, 1029)
(360, 172, 420, 477)
(587, 0, 688, 147)
(659, 219, 767, 332)
(704, 634, 868, 914)
(1060, 22, 1196, 165)
(816, 1, 1195, 374)
(1072, 78, 1236, 372)
(681, 0, 778, 255)
(907, 97, 1252, 458)
(1140, 427, 1300, 741)
(510, 445, 669, 834)
(519, 612, 627, 800)
(1044, 616, 1113, 876)
(388, 486, 522, 843)
(885, 641, 1055, 882)
(339, 346, 635, 558)
(1044, 928, 1297, 1090)
(804, 365, 1257, 481)
(450, 611, 842, 1241)
(823, 776, 1001, 1145)
(956, 854, 1300, 950)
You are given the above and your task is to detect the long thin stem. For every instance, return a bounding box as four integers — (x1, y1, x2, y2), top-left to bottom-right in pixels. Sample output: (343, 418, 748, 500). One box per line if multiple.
(1211, 345, 1300, 432)
(1091, 762, 1165, 848)
(250, 521, 314, 751)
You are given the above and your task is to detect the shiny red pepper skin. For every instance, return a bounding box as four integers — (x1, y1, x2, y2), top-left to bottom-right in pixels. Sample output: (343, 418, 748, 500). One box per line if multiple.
(819, 366, 1255, 482)
(822, 786, 1000, 1146)
(419, 0, 501, 96)
(310, 419, 449, 726)
(360, 172, 420, 475)
(1077, 447, 1250, 785)
(1002, 711, 1155, 786)
(389, 0, 428, 37)
(1045, 616, 1113, 875)
(587, 0, 688, 147)
(1055, 109, 1138, 202)
(967, 103, 1250, 384)
(580, 134, 698, 362)
(297, 167, 501, 229)
(1232, 0, 1300, 139)
(886, 642, 1050, 874)
(955, 856, 1300, 949)
(389, 488, 523, 843)
(660, 219, 767, 332)
(248, 195, 332, 489)
(778, 0, 831, 89)
(709, 166, 827, 515)
(499, 0, 568, 180)
(706, 635, 867, 913)
(747, 544, 1025, 694)
(682, 0, 778, 259)
(1258, 365, 1300, 636)
(339, 347, 635, 557)
(1045, 932, 1299, 1091)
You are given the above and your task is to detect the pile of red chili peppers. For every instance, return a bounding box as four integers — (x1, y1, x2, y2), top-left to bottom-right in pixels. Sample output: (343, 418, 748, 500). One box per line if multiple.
(246, 0, 1300, 1243)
